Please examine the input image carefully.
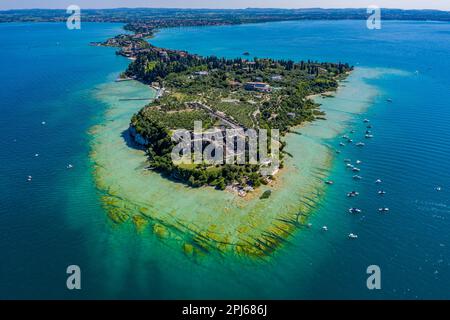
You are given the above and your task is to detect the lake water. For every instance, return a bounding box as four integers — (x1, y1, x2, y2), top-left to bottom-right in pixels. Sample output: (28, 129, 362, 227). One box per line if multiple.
(1, 20, 449, 299)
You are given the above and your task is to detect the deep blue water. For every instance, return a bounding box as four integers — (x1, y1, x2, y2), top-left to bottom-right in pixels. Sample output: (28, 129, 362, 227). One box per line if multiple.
(1, 20, 450, 299)
(0, 22, 129, 299)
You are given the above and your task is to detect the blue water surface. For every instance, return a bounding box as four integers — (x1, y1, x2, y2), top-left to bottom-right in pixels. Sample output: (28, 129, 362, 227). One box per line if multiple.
(1, 20, 450, 299)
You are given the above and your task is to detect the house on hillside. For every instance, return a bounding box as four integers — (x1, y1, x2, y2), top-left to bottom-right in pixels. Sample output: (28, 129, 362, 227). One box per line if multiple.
(244, 82, 272, 93)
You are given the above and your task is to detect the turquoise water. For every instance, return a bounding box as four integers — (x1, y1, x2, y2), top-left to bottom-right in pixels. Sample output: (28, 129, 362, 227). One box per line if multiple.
(1, 20, 450, 299)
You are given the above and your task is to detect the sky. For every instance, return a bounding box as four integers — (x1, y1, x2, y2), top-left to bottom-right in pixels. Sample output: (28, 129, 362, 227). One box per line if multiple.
(1, 0, 449, 11)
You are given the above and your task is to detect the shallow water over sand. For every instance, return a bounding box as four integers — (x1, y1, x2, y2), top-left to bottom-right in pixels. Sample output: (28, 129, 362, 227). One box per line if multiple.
(90, 67, 396, 259)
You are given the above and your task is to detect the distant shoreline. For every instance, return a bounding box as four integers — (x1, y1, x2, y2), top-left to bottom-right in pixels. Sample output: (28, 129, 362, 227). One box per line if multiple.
(1, 8, 450, 24)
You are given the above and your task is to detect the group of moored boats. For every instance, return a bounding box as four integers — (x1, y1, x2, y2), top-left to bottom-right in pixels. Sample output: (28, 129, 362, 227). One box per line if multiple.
(324, 117, 395, 239)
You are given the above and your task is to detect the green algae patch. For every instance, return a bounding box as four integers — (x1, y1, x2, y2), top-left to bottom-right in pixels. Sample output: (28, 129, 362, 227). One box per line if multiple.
(260, 190, 272, 200)
(153, 223, 169, 238)
(183, 243, 194, 256)
(132, 215, 148, 232)
(107, 207, 129, 224)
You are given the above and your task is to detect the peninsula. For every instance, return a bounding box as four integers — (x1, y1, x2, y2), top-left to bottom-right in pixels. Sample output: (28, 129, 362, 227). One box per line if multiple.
(93, 26, 352, 194)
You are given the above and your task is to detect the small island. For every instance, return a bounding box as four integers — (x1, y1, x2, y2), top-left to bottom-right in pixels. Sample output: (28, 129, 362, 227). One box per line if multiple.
(95, 29, 353, 194)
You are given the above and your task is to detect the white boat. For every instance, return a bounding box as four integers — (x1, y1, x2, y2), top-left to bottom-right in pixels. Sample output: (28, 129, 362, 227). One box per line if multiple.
(35, 153, 39, 157)
(27, 175, 32, 182)
(356, 160, 362, 164)
(67, 164, 74, 169)
(349, 208, 362, 214)
(339, 142, 345, 146)
(41, 121, 46, 125)
(325, 180, 334, 185)
(344, 159, 352, 163)
(436, 186, 442, 191)
(347, 191, 359, 197)
(346, 163, 354, 168)
(322, 226, 328, 231)
(363, 119, 370, 123)
(348, 233, 358, 239)
(378, 208, 390, 213)
(378, 190, 386, 195)
(352, 167, 361, 172)
(353, 175, 363, 180)
(356, 142, 365, 147)
(365, 134, 373, 139)
(375, 179, 382, 184)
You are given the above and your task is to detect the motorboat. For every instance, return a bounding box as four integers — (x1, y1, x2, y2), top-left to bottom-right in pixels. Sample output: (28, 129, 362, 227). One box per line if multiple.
(322, 226, 328, 231)
(347, 191, 359, 197)
(365, 134, 374, 139)
(375, 179, 382, 184)
(349, 208, 362, 214)
(353, 175, 363, 180)
(356, 142, 365, 147)
(325, 180, 334, 185)
(378, 208, 390, 213)
(356, 160, 362, 164)
(348, 233, 358, 239)
(363, 119, 370, 123)
(352, 167, 361, 172)
(378, 190, 386, 195)
(344, 159, 352, 163)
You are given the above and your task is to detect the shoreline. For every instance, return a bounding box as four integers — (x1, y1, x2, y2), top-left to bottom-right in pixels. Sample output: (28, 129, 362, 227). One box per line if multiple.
(88, 66, 386, 258)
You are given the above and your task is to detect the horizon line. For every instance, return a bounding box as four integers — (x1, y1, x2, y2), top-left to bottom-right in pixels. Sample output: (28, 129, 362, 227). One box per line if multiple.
(1, 7, 450, 13)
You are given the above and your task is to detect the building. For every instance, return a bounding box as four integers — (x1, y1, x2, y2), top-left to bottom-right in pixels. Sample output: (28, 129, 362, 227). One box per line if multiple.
(244, 82, 272, 93)
(287, 112, 296, 118)
(271, 75, 283, 81)
(194, 71, 209, 76)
